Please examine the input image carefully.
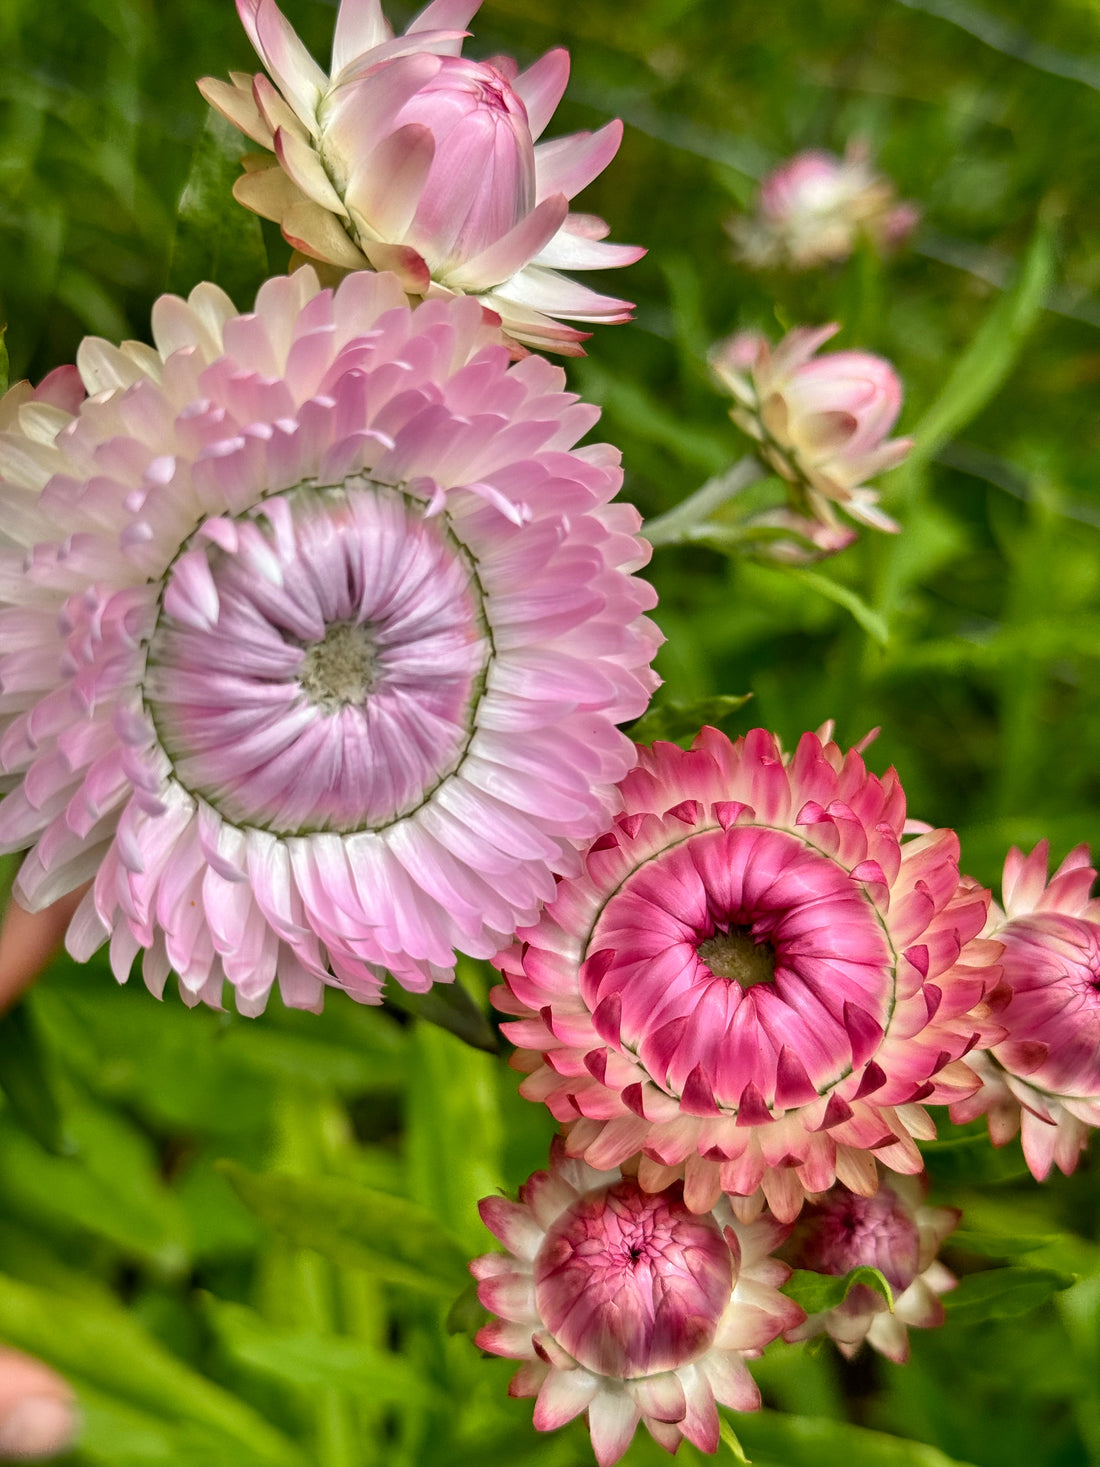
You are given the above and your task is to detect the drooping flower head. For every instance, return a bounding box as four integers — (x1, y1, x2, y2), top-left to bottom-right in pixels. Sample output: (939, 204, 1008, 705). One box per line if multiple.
(951, 842, 1100, 1180)
(199, 0, 643, 355)
(472, 1141, 802, 1465)
(0, 268, 660, 1013)
(711, 325, 912, 534)
(493, 726, 1003, 1221)
(781, 1168, 958, 1362)
(730, 144, 918, 271)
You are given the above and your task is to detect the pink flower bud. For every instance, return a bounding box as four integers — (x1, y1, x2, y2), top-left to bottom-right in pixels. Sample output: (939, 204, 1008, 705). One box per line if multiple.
(199, 0, 643, 354)
(731, 144, 919, 271)
(782, 1171, 958, 1363)
(712, 324, 912, 532)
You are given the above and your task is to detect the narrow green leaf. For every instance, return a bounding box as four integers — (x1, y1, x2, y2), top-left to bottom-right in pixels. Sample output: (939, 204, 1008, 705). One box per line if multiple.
(944, 1265, 1076, 1324)
(919, 1131, 1031, 1186)
(0, 1001, 66, 1154)
(384, 975, 498, 1053)
(720, 1416, 753, 1464)
(734, 1409, 981, 1467)
(949, 1228, 1064, 1260)
(782, 566, 890, 644)
(0, 1272, 304, 1464)
(445, 1278, 487, 1337)
(202, 1295, 429, 1402)
(630, 693, 753, 746)
(908, 212, 1057, 465)
(218, 1160, 470, 1295)
(782, 1264, 894, 1314)
(167, 112, 268, 303)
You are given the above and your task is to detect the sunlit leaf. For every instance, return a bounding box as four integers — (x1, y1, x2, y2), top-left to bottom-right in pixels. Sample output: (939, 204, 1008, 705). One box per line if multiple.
(734, 1409, 982, 1467)
(167, 112, 268, 304)
(781, 566, 890, 644)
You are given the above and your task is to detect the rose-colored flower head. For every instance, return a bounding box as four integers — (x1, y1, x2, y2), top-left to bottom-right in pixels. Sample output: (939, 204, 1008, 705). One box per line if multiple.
(199, 0, 643, 355)
(951, 842, 1100, 1180)
(782, 1168, 958, 1362)
(493, 726, 1003, 1222)
(0, 268, 660, 1014)
(730, 144, 919, 271)
(712, 325, 912, 534)
(472, 1141, 802, 1465)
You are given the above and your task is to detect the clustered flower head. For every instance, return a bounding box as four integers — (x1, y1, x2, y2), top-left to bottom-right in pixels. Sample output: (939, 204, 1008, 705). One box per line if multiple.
(0, 266, 659, 1013)
(730, 144, 919, 272)
(951, 842, 1100, 1180)
(711, 325, 912, 535)
(471, 1141, 803, 1465)
(199, 0, 643, 355)
(493, 725, 1004, 1222)
(781, 1168, 958, 1362)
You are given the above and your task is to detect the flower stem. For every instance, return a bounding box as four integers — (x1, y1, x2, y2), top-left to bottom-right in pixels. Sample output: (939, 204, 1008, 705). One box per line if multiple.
(644, 456, 769, 547)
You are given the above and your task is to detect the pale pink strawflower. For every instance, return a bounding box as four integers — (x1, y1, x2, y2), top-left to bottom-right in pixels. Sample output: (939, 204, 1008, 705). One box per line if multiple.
(199, 0, 643, 356)
(782, 1168, 958, 1363)
(471, 1141, 802, 1466)
(712, 325, 912, 534)
(951, 841, 1100, 1180)
(493, 726, 1003, 1222)
(0, 267, 659, 1013)
(730, 144, 918, 271)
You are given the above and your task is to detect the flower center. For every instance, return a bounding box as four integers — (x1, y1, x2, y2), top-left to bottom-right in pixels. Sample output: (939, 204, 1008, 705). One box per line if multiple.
(299, 622, 377, 712)
(697, 927, 776, 987)
(145, 481, 491, 836)
(533, 1179, 733, 1378)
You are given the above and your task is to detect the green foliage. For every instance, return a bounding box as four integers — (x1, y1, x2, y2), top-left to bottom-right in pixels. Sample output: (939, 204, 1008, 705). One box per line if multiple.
(630, 691, 753, 744)
(944, 1266, 1076, 1324)
(783, 1265, 895, 1314)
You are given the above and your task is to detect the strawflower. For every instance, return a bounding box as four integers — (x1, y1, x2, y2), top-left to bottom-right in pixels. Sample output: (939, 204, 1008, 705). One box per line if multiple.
(0, 267, 659, 1013)
(782, 1168, 958, 1362)
(200, 0, 643, 355)
(730, 144, 918, 271)
(472, 1141, 802, 1465)
(494, 726, 1003, 1221)
(712, 326, 911, 534)
(951, 842, 1100, 1179)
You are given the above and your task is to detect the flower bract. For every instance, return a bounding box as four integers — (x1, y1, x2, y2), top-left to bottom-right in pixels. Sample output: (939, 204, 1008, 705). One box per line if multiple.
(199, 0, 643, 355)
(0, 267, 659, 1013)
(493, 726, 1003, 1221)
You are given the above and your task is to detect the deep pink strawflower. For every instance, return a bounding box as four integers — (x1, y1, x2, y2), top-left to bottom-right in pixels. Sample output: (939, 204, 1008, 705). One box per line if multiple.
(493, 726, 1003, 1221)
(200, 0, 643, 355)
(472, 1142, 802, 1465)
(0, 268, 659, 1013)
(951, 842, 1100, 1179)
(711, 325, 912, 534)
(782, 1168, 958, 1362)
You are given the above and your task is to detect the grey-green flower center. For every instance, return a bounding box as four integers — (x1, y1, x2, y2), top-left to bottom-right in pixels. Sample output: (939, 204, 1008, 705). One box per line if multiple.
(697, 928, 776, 988)
(299, 622, 377, 712)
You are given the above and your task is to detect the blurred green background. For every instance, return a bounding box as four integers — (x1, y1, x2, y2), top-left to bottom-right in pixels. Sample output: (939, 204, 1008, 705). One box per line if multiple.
(0, 0, 1099, 1463)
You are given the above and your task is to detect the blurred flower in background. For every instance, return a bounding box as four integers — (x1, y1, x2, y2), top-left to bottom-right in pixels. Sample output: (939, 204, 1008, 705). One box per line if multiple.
(712, 324, 912, 534)
(471, 1142, 802, 1466)
(781, 1169, 958, 1362)
(952, 842, 1100, 1180)
(199, 0, 643, 354)
(0, 267, 659, 1014)
(729, 143, 919, 271)
(493, 726, 1003, 1221)
(0, 1347, 77, 1462)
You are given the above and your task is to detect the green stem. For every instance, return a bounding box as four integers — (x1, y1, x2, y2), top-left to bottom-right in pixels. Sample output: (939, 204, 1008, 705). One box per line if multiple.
(644, 455, 768, 547)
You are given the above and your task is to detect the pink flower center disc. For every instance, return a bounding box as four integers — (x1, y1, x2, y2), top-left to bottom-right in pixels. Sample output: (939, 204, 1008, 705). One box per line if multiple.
(533, 1178, 734, 1377)
(144, 482, 490, 835)
(583, 825, 894, 1106)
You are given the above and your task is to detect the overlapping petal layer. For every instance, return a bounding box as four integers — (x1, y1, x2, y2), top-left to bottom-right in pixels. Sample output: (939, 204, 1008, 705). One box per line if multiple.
(0, 267, 660, 1012)
(199, 0, 643, 354)
(494, 727, 1003, 1220)
(951, 841, 1100, 1179)
(472, 1141, 801, 1465)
